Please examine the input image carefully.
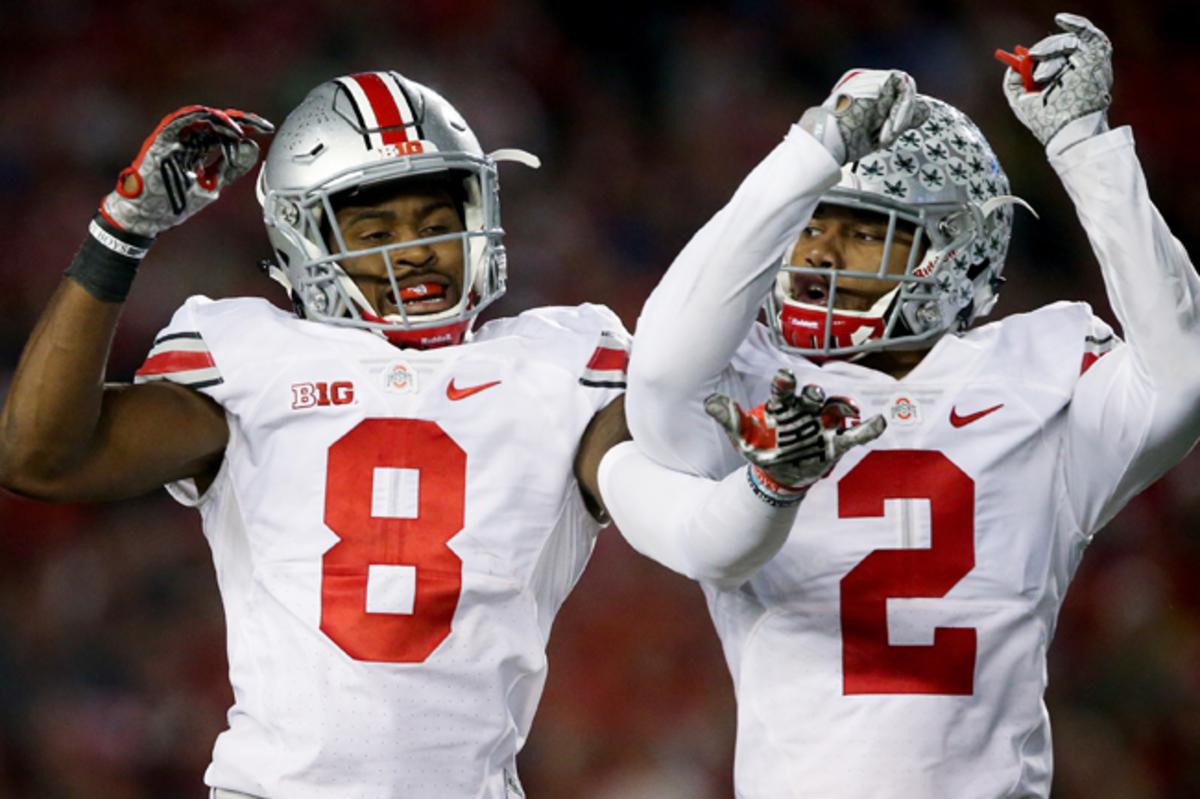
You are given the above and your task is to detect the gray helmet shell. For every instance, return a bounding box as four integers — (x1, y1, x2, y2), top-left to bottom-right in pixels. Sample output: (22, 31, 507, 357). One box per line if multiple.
(768, 96, 1031, 358)
(256, 71, 537, 345)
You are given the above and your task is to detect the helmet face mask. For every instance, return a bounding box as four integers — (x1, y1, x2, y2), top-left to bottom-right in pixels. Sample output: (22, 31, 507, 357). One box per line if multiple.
(768, 96, 1026, 360)
(257, 71, 533, 349)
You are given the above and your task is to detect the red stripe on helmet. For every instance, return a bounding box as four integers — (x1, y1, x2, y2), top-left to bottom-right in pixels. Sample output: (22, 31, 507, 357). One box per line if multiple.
(350, 72, 410, 147)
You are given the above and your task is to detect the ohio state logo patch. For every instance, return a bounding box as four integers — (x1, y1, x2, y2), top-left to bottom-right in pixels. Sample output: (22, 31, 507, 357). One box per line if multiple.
(889, 395, 921, 426)
(383, 360, 418, 394)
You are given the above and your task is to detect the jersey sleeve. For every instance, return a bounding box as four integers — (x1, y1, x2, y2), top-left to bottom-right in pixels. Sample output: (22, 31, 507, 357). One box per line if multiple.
(578, 328, 630, 390)
(568, 305, 630, 413)
(627, 125, 842, 478)
(482, 303, 630, 413)
(133, 296, 236, 506)
(134, 296, 226, 399)
(1053, 128, 1200, 535)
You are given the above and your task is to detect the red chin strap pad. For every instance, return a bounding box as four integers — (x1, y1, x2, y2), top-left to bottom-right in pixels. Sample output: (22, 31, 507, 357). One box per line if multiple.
(359, 309, 470, 350)
(778, 302, 886, 353)
(382, 320, 470, 349)
(361, 289, 478, 350)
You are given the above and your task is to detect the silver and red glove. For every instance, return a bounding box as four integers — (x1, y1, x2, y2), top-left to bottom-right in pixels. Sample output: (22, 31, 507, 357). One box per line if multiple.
(996, 13, 1112, 154)
(798, 69, 930, 165)
(704, 369, 887, 505)
(100, 105, 274, 238)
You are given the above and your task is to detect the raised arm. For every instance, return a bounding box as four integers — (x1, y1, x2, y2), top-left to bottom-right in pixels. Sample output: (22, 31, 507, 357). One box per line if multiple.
(1001, 14, 1200, 532)
(627, 70, 926, 476)
(0, 106, 271, 502)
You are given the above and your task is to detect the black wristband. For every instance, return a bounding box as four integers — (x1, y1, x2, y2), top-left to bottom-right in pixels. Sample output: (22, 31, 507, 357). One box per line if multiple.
(64, 214, 154, 303)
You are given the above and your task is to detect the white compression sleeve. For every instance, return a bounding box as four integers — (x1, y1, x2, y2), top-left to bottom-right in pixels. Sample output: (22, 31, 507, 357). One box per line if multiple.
(627, 125, 842, 477)
(1052, 127, 1200, 533)
(598, 441, 800, 590)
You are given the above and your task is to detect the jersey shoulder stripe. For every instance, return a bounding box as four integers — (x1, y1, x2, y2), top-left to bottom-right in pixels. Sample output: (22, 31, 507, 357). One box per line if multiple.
(1081, 316, 1118, 375)
(135, 329, 223, 388)
(580, 330, 629, 389)
(474, 303, 631, 391)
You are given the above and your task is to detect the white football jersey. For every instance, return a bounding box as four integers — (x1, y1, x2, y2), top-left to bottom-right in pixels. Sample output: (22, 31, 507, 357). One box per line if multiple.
(624, 124, 1200, 798)
(135, 297, 629, 799)
(689, 304, 1152, 798)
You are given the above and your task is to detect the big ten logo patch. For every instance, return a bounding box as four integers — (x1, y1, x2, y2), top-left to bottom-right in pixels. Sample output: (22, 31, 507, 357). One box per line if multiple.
(292, 381, 356, 410)
(378, 141, 425, 158)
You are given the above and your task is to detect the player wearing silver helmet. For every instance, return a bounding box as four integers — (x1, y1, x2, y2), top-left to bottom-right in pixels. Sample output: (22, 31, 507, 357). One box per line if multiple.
(0, 68, 890, 797)
(610, 13, 1200, 799)
(256, 72, 540, 349)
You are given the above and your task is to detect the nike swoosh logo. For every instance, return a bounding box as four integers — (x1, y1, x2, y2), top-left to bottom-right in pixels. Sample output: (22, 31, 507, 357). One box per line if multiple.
(949, 403, 1004, 428)
(446, 378, 501, 401)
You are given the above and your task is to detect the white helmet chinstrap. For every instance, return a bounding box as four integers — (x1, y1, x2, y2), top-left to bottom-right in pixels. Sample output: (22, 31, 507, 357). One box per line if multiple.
(768, 95, 1033, 359)
(257, 71, 539, 348)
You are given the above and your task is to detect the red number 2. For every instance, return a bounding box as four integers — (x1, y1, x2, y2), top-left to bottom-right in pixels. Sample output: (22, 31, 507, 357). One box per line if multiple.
(321, 418, 466, 663)
(838, 450, 976, 695)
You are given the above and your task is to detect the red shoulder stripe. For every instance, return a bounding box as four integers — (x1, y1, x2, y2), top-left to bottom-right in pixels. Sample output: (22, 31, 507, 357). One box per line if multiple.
(586, 346, 629, 373)
(136, 350, 217, 377)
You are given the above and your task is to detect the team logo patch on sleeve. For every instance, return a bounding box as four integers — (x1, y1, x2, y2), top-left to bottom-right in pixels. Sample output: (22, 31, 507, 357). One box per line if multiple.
(134, 332, 223, 388)
(579, 330, 629, 389)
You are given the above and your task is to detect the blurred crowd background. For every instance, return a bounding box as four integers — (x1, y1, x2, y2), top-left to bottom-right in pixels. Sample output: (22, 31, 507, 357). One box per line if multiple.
(1, 0, 1198, 796)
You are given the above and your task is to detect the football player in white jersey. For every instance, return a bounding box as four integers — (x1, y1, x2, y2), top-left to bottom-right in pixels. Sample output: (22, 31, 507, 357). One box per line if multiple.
(607, 13, 1200, 799)
(0, 70, 886, 798)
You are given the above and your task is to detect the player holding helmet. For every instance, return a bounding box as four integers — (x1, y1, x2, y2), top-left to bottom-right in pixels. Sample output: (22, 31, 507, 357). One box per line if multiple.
(0, 71, 863, 798)
(610, 13, 1200, 798)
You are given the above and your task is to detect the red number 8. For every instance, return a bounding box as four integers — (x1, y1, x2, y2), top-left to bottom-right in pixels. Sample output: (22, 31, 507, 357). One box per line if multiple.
(321, 418, 466, 663)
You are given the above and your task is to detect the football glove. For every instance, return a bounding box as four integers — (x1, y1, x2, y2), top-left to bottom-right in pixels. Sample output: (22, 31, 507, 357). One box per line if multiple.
(100, 105, 274, 238)
(799, 69, 930, 165)
(704, 369, 886, 503)
(996, 13, 1112, 152)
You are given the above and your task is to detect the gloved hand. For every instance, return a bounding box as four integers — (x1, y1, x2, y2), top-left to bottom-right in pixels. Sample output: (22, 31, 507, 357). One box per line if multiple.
(100, 105, 274, 238)
(705, 369, 886, 503)
(996, 13, 1112, 153)
(798, 69, 929, 165)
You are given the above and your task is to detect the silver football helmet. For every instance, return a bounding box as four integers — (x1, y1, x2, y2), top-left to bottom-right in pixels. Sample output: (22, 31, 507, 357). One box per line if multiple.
(256, 71, 539, 348)
(767, 96, 1033, 358)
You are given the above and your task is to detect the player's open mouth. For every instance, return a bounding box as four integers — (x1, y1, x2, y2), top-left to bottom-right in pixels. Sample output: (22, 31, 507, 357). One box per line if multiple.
(790, 275, 830, 305)
(384, 279, 456, 315)
(789, 274, 888, 312)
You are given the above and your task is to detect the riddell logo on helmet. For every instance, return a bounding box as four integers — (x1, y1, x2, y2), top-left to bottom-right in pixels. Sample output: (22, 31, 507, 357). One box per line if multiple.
(291, 381, 356, 409)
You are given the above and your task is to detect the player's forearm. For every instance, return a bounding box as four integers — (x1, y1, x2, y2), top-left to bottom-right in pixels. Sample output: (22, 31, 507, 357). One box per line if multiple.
(632, 126, 839, 394)
(1052, 127, 1200, 388)
(0, 279, 123, 492)
(628, 127, 840, 469)
(599, 441, 800, 588)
